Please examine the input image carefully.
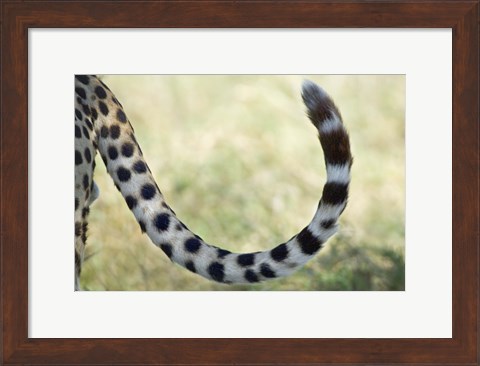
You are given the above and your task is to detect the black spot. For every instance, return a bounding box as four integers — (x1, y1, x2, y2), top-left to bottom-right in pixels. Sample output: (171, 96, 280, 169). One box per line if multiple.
(186, 261, 196, 273)
(117, 109, 127, 123)
(83, 174, 89, 189)
(82, 104, 91, 117)
(117, 167, 131, 182)
(75, 222, 81, 237)
(139, 220, 146, 233)
(297, 227, 323, 255)
(82, 126, 90, 139)
(82, 207, 89, 219)
(260, 263, 276, 278)
(321, 219, 335, 229)
(133, 160, 147, 173)
(95, 85, 107, 99)
(75, 87, 86, 99)
(108, 146, 118, 160)
(91, 108, 98, 121)
(100, 126, 109, 138)
(75, 109, 82, 120)
(154, 213, 170, 231)
(185, 238, 201, 253)
(75, 198, 79, 211)
(121, 143, 134, 157)
(75, 150, 83, 165)
(81, 222, 88, 243)
(321, 182, 349, 206)
(84, 148, 92, 163)
(217, 248, 231, 258)
(110, 125, 120, 139)
(75, 125, 81, 138)
(245, 269, 259, 283)
(176, 224, 183, 231)
(237, 253, 255, 267)
(126, 195, 137, 209)
(99, 101, 109, 116)
(160, 243, 173, 259)
(271, 243, 288, 262)
(141, 184, 156, 200)
(84, 118, 93, 130)
(75, 75, 90, 85)
(208, 262, 225, 282)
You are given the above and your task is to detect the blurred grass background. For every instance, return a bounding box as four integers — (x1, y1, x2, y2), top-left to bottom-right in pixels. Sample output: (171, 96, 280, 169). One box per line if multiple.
(81, 75, 405, 291)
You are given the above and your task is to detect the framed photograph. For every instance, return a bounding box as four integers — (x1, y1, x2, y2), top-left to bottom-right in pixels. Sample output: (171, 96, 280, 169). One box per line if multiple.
(2, 1, 478, 365)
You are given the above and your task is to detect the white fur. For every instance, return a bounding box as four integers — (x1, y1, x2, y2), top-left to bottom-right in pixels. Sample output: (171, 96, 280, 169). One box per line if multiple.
(312, 203, 347, 228)
(326, 163, 351, 184)
(319, 116, 342, 134)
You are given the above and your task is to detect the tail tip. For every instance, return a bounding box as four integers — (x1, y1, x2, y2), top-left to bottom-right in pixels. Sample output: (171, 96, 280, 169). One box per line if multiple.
(301, 80, 339, 128)
(301, 80, 328, 110)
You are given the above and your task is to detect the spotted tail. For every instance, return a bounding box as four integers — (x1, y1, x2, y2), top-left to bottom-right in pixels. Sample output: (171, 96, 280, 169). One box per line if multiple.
(82, 76, 352, 284)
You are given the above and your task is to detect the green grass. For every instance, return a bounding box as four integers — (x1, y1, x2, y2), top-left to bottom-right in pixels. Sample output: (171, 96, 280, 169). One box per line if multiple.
(81, 75, 405, 291)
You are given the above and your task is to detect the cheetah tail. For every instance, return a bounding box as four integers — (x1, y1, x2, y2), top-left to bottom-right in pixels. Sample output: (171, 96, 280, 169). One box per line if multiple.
(92, 77, 352, 284)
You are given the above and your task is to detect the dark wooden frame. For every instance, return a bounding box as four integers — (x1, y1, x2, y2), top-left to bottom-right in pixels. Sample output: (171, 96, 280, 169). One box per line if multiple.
(1, 1, 478, 365)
